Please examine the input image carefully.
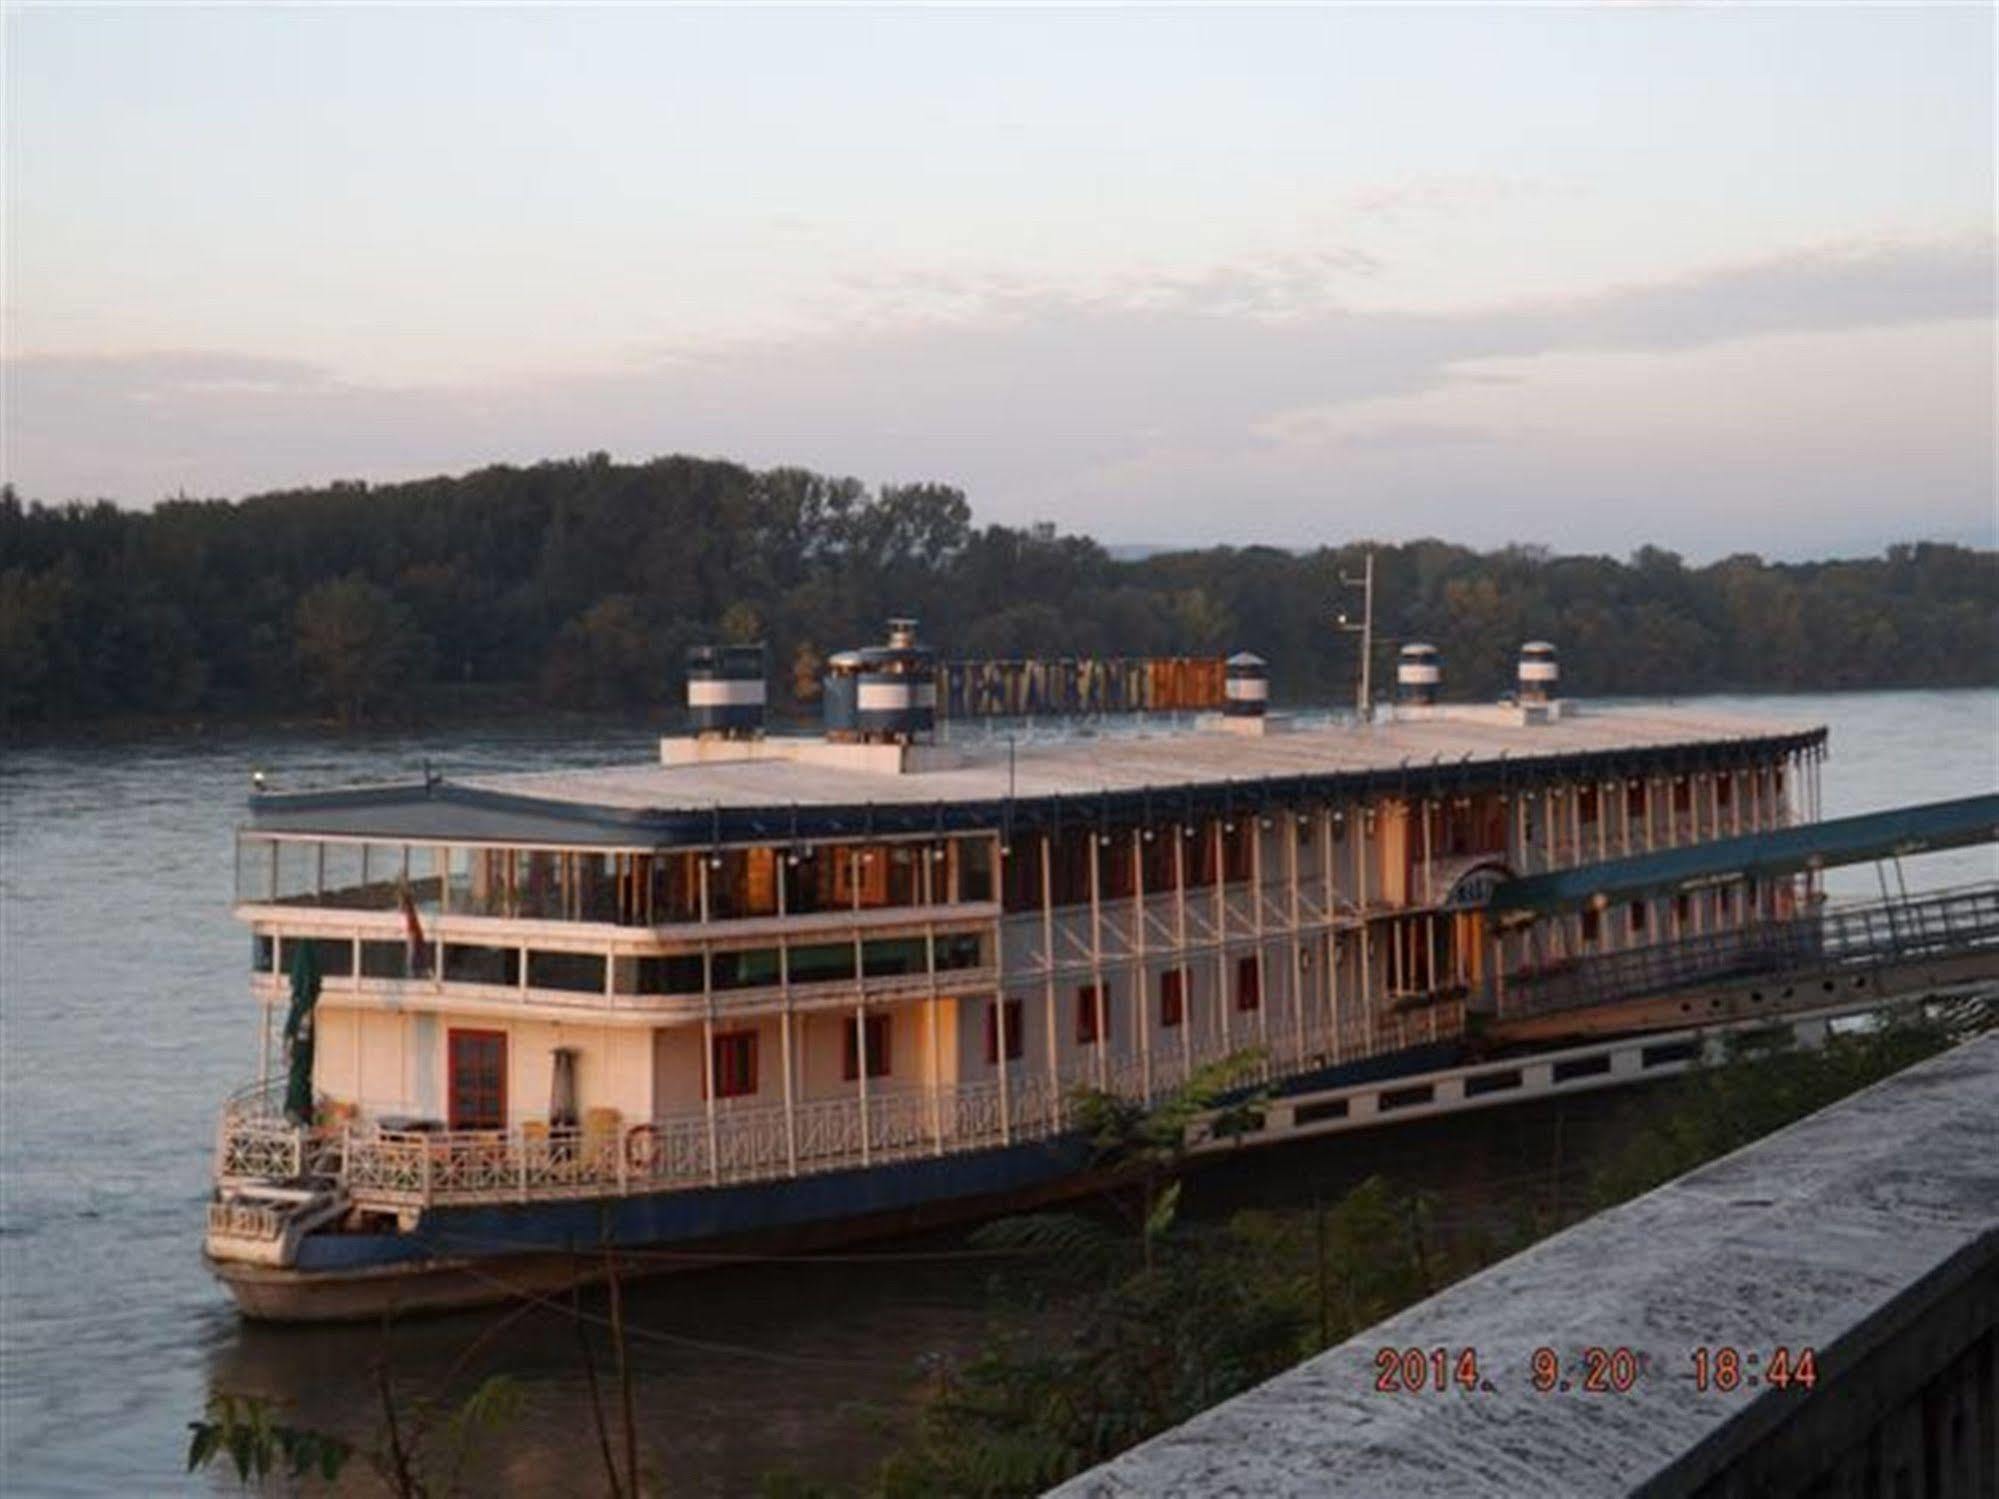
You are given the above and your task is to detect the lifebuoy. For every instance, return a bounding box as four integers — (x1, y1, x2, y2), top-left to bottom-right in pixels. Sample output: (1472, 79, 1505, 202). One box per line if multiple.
(624, 1124, 661, 1173)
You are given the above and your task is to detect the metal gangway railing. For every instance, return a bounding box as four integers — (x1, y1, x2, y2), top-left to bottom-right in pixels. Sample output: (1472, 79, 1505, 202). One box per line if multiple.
(1496, 881, 1999, 1021)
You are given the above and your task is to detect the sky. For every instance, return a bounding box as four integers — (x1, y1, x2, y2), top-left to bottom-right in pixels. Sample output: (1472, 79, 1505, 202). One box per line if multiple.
(3, 3, 1993, 560)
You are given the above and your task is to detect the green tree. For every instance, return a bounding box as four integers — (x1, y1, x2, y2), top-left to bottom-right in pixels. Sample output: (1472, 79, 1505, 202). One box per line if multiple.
(295, 575, 431, 725)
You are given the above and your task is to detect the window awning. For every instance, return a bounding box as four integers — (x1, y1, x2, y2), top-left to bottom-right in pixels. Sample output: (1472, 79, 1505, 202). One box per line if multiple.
(1488, 794, 1999, 924)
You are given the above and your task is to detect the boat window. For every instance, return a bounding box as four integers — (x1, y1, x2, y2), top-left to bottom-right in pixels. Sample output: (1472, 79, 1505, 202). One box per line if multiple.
(447, 847, 514, 918)
(527, 949, 607, 994)
(316, 843, 365, 909)
(712, 948, 781, 991)
(442, 942, 520, 987)
(1075, 984, 1107, 1045)
(1235, 956, 1261, 1011)
(937, 933, 983, 970)
(1000, 832, 1045, 913)
(984, 1000, 1024, 1064)
(650, 852, 701, 924)
(360, 940, 416, 980)
(841, 1015, 892, 1080)
(517, 851, 564, 921)
(279, 935, 353, 978)
(1160, 968, 1185, 1028)
(573, 853, 617, 924)
(407, 846, 443, 915)
(1097, 834, 1135, 900)
(861, 938, 926, 978)
(787, 943, 856, 985)
(708, 847, 781, 920)
(956, 838, 995, 903)
(236, 835, 277, 903)
(273, 840, 321, 906)
(710, 1031, 758, 1099)
(614, 953, 704, 995)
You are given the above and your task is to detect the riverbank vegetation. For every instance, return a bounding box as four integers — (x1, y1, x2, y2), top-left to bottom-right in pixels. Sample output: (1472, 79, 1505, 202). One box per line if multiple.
(5, 455, 1993, 731)
(776, 1005, 1987, 1497)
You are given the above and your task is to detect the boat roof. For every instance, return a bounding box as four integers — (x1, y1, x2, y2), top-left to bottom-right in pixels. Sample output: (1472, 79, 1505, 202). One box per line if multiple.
(246, 703, 1827, 848)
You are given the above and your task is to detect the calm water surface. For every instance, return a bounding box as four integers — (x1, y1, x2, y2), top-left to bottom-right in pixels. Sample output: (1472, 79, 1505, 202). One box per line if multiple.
(2, 690, 1993, 1494)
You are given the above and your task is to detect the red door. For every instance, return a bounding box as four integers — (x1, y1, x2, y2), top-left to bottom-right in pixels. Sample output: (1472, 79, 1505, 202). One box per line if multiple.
(448, 1029, 507, 1131)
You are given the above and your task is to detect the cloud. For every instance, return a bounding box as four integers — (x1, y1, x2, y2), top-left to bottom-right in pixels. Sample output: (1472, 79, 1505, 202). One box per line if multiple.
(3, 236, 1990, 559)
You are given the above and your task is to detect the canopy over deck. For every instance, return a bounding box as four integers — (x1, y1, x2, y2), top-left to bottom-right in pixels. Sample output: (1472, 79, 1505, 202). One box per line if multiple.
(1490, 793, 1999, 922)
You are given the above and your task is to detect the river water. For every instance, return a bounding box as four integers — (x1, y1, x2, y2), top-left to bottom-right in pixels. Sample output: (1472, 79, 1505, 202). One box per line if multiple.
(1, 690, 1992, 1495)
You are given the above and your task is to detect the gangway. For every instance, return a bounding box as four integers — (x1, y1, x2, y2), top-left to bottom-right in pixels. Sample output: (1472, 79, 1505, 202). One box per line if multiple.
(1488, 881, 1999, 1044)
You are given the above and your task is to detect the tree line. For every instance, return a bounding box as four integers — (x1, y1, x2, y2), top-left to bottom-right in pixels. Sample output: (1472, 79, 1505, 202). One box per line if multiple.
(1, 453, 1992, 731)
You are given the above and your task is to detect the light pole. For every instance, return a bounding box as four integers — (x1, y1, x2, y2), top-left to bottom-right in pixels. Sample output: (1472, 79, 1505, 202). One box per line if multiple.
(1336, 550, 1375, 723)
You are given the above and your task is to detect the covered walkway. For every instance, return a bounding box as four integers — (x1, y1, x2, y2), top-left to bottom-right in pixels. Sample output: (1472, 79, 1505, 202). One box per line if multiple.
(1489, 793, 1999, 922)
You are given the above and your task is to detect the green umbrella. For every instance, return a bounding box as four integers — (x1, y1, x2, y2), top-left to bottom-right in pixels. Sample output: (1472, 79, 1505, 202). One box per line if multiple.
(283, 939, 322, 1126)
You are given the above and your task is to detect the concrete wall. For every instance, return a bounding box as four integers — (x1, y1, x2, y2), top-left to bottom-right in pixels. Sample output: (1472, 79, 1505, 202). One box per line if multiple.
(1054, 1029, 1999, 1498)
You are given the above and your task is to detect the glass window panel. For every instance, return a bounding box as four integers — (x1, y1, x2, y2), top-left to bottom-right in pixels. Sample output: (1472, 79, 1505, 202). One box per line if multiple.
(274, 840, 322, 906)
(935, 933, 983, 970)
(236, 835, 276, 903)
(711, 1032, 758, 1098)
(787, 943, 856, 984)
(650, 852, 701, 924)
(783, 846, 840, 915)
(407, 846, 443, 915)
(1098, 835, 1135, 900)
(279, 935, 353, 978)
(1001, 833, 1044, 913)
(454, 848, 513, 918)
(861, 937, 926, 978)
(518, 851, 563, 921)
(711, 948, 781, 991)
(573, 853, 617, 924)
(318, 842, 367, 909)
(956, 838, 994, 904)
(360, 940, 413, 980)
(527, 949, 607, 994)
(709, 848, 780, 921)
(251, 933, 276, 972)
(443, 943, 520, 987)
(613, 954, 704, 995)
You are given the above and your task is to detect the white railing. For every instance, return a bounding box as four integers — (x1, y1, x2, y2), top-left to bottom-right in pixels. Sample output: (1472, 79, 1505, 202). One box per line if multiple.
(212, 1006, 1371, 1211)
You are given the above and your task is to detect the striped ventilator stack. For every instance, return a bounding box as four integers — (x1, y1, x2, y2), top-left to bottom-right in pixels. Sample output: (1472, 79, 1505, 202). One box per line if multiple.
(686, 644, 766, 739)
(1397, 643, 1441, 706)
(1224, 652, 1269, 719)
(823, 619, 938, 744)
(1518, 641, 1559, 705)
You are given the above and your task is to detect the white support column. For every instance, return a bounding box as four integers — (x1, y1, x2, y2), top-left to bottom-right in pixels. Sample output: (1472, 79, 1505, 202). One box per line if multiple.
(1174, 825, 1193, 1081)
(1357, 802, 1373, 1056)
(1133, 828, 1151, 1100)
(699, 856, 719, 1185)
(926, 846, 948, 1154)
(1286, 810, 1304, 1068)
(1040, 834, 1060, 1123)
(1250, 819, 1269, 1060)
(1213, 821, 1230, 1061)
(1320, 805, 1337, 1057)
(781, 1003, 798, 1176)
(995, 991, 1011, 1146)
(1087, 830, 1108, 1091)
(851, 849, 870, 1168)
(778, 854, 798, 1176)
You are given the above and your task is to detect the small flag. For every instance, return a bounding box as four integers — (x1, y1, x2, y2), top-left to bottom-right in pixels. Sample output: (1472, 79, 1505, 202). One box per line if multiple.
(398, 881, 433, 979)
